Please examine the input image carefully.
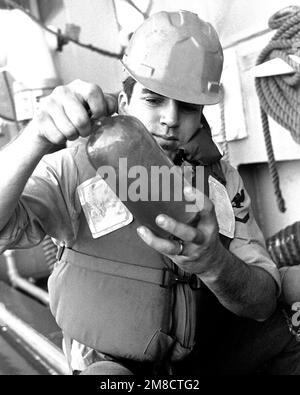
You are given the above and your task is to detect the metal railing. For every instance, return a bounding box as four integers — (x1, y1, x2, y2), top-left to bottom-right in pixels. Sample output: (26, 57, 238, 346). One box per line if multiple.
(0, 303, 69, 375)
(3, 250, 50, 306)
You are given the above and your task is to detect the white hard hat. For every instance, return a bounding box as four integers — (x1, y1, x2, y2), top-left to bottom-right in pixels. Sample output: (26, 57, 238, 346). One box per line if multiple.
(122, 10, 223, 105)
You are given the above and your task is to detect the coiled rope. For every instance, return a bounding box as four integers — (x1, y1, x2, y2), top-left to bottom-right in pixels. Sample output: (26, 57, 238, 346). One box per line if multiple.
(255, 5, 300, 213)
(266, 221, 300, 268)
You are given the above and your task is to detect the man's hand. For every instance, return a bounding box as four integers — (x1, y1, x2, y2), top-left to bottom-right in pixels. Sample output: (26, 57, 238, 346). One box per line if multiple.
(137, 186, 224, 277)
(137, 186, 277, 320)
(28, 79, 118, 150)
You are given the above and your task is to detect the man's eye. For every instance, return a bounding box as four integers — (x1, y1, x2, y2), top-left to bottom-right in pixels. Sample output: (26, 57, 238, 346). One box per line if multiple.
(179, 103, 200, 112)
(144, 97, 163, 105)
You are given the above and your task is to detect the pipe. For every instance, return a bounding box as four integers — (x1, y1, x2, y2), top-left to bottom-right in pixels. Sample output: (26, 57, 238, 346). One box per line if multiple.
(3, 250, 50, 306)
(0, 303, 69, 375)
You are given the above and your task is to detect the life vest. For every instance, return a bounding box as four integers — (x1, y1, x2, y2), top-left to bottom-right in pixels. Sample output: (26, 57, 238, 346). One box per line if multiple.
(48, 117, 231, 363)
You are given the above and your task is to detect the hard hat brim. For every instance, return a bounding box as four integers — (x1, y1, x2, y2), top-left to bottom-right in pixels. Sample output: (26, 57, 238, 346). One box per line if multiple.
(121, 61, 221, 106)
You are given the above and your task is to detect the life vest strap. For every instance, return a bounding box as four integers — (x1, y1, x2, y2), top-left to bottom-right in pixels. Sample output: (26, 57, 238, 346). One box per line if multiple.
(59, 247, 198, 289)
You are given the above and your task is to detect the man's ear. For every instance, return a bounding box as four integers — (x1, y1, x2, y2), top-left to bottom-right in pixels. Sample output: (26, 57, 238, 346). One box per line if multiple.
(118, 91, 129, 115)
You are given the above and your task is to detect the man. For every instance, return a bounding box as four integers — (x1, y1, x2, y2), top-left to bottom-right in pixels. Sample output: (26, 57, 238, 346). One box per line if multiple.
(0, 10, 299, 375)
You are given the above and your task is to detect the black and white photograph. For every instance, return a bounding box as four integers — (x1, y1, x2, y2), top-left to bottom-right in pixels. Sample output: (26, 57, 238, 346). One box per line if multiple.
(0, 0, 300, 382)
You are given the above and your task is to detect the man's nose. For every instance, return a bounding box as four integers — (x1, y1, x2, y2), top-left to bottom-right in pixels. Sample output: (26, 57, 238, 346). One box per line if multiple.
(160, 100, 179, 128)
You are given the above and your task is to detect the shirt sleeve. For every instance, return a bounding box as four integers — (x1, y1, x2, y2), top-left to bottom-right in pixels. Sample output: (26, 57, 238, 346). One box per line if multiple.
(0, 146, 81, 254)
(220, 160, 281, 293)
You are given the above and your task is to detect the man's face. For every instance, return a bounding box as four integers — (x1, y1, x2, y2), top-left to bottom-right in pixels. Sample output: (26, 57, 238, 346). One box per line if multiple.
(119, 82, 203, 161)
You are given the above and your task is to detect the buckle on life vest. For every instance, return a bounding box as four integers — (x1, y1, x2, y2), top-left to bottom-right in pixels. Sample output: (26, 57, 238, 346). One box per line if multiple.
(161, 269, 201, 290)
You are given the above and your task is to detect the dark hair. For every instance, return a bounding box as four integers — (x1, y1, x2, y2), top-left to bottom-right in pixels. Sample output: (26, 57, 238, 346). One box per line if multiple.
(122, 76, 136, 102)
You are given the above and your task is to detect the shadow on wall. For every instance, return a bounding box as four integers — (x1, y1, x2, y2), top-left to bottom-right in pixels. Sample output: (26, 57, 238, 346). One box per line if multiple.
(37, 0, 64, 22)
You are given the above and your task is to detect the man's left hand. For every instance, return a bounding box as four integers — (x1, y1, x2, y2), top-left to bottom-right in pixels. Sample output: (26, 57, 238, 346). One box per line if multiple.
(137, 187, 225, 277)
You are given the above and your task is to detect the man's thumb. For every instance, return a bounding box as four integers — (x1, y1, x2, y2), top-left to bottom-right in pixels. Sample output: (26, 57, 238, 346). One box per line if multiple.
(104, 93, 119, 115)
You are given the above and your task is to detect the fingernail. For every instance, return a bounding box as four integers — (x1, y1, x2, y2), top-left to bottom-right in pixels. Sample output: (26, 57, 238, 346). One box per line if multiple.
(137, 226, 146, 237)
(184, 186, 194, 195)
(156, 215, 166, 226)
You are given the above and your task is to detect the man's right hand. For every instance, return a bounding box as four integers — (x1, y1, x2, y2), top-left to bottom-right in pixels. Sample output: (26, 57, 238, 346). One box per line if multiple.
(28, 79, 118, 150)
